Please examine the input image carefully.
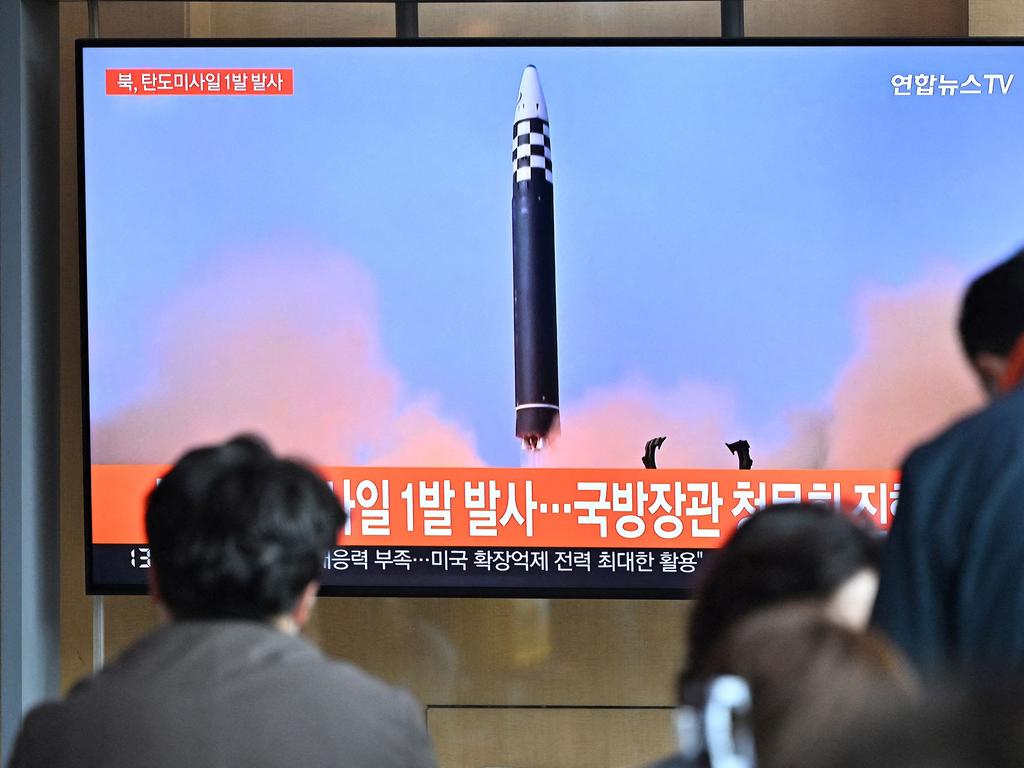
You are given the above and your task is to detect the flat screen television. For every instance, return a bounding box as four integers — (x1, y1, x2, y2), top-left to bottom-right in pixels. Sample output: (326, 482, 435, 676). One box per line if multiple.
(79, 38, 1012, 596)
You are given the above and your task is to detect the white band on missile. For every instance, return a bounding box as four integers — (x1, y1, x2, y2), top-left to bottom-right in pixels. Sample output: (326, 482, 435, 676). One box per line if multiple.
(515, 404, 560, 411)
(512, 143, 551, 161)
(515, 169, 553, 183)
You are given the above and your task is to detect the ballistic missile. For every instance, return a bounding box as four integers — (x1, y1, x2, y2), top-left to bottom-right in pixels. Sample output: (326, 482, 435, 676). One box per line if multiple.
(512, 65, 560, 451)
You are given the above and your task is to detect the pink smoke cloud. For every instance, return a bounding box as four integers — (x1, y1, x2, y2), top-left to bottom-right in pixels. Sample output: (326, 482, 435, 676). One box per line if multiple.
(761, 410, 831, 470)
(824, 268, 985, 469)
(546, 378, 742, 469)
(546, 268, 987, 471)
(92, 242, 483, 467)
(94, 243, 987, 473)
(366, 403, 484, 467)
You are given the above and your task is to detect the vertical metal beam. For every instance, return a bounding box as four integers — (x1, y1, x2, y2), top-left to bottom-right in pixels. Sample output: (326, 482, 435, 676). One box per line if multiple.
(87, 0, 99, 39)
(721, 0, 744, 39)
(92, 597, 105, 672)
(0, 0, 62, 761)
(396, 0, 419, 39)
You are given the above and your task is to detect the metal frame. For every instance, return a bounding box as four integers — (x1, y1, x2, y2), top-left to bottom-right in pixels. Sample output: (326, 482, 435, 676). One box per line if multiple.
(396, 0, 419, 39)
(720, 0, 743, 38)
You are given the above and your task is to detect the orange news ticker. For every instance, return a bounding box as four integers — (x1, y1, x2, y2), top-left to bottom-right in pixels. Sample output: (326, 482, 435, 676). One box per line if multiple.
(91, 465, 899, 549)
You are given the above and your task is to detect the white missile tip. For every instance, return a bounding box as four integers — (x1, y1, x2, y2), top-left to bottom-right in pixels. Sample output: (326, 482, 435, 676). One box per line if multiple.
(515, 65, 549, 123)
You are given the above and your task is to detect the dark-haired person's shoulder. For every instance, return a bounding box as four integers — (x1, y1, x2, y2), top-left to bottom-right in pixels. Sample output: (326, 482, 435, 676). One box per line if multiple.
(7, 622, 438, 768)
(314, 650, 426, 720)
(227, 626, 438, 768)
(285, 637, 438, 768)
(904, 387, 1024, 474)
(7, 701, 72, 767)
(896, 386, 1024, 555)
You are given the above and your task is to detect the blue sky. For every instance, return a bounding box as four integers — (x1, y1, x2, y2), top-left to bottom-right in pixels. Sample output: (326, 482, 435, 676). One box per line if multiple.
(83, 44, 1024, 466)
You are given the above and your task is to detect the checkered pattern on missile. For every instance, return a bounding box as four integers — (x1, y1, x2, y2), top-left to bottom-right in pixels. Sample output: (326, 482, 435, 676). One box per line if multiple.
(512, 118, 552, 184)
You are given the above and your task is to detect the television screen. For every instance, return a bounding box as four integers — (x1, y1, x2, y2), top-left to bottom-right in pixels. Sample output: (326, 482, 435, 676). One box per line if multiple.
(80, 40, 1012, 595)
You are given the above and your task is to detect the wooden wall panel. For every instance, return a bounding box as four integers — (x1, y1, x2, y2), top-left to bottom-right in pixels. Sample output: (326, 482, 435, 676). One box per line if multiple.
(59, 0, 92, 694)
(201, 3, 394, 38)
(745, 0, 968, 37)
(306, 599, 688, 709)
(420, 2, 720, 37)
(969, 0, 1024, 35)
(94, 1, 187, 37)
(427, 706, 676, 768)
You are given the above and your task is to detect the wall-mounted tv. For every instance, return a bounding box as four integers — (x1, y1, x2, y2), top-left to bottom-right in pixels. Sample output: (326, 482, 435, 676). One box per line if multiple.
(79, 38, 1013, 596)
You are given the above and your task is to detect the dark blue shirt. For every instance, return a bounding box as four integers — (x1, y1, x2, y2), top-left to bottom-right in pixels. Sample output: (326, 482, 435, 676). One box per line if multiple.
(872, 386, 1024, 674)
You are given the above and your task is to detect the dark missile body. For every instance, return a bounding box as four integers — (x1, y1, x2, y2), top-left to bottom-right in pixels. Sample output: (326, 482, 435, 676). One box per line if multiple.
(512, 67, 559, 449)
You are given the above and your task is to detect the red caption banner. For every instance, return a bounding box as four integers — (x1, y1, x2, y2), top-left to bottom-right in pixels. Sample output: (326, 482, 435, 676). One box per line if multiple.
(92, 466, 900, 548)
(105, 69, 293, 96)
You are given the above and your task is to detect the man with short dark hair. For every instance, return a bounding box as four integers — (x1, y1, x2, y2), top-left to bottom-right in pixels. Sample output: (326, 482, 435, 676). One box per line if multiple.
(8, 435, 438, 768)
(872, 250, 1024, 674)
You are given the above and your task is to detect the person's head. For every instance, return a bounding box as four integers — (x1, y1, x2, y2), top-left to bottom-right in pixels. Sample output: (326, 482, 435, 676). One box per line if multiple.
(684, 605, 917, 768)
(145, 434, 346, 630)
(684, 503, 882, 679)
(959, 249, 1024, 397)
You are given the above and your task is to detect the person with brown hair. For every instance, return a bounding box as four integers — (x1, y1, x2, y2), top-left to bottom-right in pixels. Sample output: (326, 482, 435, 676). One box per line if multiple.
(683, 502, 883, 685)
(692, 605, 917, 768)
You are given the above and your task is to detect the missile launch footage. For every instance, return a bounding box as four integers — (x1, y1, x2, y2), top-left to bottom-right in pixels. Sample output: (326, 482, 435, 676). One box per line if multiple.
(512, 66, 560, 454)
(81, 43, 1022, 593)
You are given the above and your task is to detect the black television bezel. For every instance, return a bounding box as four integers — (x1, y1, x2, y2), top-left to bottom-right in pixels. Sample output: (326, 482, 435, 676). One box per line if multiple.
(78, 36, 1014, 597)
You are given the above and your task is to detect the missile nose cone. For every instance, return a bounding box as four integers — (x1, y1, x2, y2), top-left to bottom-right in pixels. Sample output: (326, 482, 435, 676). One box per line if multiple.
(515, 65, 549, 122)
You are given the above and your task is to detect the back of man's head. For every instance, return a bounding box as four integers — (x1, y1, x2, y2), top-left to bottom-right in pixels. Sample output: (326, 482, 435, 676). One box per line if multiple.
(145, 434, 345, 621)
(959, 250, 1024, 362)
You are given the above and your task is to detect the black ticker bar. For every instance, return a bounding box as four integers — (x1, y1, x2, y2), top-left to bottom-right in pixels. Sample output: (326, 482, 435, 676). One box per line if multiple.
(91, 544, 715, 597)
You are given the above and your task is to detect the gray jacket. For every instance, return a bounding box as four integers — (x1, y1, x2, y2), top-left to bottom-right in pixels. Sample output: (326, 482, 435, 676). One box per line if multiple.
(8, 620, 437, 768)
